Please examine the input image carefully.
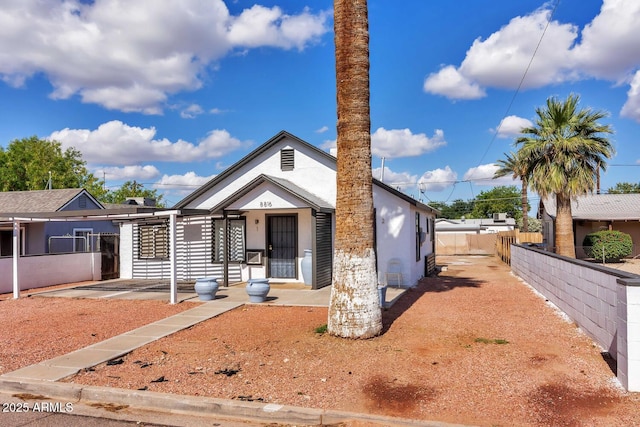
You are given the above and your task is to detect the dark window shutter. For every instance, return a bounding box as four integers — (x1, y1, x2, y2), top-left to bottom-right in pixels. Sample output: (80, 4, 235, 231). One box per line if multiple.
(138, 223, 169, 259)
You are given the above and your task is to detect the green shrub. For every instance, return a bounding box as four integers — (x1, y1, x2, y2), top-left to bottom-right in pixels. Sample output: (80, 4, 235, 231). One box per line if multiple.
(583, 230, 633, 263)
(314, 324, 328, 334)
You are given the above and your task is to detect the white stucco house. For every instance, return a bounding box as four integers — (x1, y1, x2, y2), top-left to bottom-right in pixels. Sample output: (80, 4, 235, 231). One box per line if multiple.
(119, 131, 438, 290)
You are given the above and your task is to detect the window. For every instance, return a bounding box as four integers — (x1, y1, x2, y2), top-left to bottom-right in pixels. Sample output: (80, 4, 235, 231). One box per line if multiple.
(138, 223, 169, 259)
(280, 148, 294, 171)
(0, 229, 13, 256)
(0, 227, 25, 257)
(212, 218, 246, 263)
(430, 218, 435, 242)
(415, 212, 421, 261)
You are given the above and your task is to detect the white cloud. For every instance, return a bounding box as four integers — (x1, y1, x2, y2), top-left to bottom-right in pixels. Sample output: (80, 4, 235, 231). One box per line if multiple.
(463, 164, 501, 184)
(621, 70, 640, 122)
(423, 0, 640, 111)
(371, 128, 446, 158)
(321, 128, 446, 158)
(228, 6, 329, 50)
(180, 104, 205, 119)
(315, 126, 329, 134)
(494, 115, 533, 138)
(49, 120, 250, 165)
(572, 0, 640, 81)
(458, 8, 578, 90)
(423, 65, 486, 99)
(418, 166, 458, 192)
(97, 165, 161, 181)
(372, 166, 417, 191)
(0, 1, 331, 113)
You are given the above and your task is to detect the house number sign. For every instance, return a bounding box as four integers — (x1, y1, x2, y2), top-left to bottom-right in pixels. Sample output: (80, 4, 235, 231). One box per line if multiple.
(260, 201, 272, 208)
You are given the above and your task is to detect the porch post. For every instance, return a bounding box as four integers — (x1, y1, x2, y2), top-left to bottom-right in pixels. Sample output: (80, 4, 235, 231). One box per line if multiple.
(12, 219, 19, 299)
(311, 210, 317, 289)
(169, 213, 177, 304)
(222, 215, 228, 286)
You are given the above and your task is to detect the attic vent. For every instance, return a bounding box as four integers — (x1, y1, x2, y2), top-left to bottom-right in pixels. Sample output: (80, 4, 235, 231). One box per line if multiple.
(281, 148, 294, 171)
(79, 195, 87, 208)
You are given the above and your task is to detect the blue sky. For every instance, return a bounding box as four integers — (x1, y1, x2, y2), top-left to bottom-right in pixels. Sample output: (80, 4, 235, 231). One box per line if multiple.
(1, 0, 639, 208)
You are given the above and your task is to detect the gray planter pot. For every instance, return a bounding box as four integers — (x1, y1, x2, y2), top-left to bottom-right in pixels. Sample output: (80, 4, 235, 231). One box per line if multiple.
(246, 278, 270, 303)
(194, 277, 219, 301)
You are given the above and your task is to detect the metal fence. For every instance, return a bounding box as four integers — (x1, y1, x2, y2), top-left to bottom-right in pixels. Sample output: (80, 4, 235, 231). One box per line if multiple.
(575, 244, 640, 261)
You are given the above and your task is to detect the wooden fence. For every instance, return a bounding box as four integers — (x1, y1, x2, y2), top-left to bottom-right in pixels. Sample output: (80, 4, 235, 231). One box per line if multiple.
(497, 230, 544, 264)
(436, 233, 497, 255)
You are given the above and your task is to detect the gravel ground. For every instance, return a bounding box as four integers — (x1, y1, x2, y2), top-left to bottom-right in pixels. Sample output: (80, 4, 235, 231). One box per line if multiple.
(3, 256, 640, 426)
(0, 297, 198, 375)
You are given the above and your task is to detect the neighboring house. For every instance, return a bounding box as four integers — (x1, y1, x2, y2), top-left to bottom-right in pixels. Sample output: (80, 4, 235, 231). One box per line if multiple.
(435, 215, 516, 235)
(539, 194, 640, 256)
(435, 215, 516, 255)
(0, 188, 118, 256)
(119, 131, 438, 289)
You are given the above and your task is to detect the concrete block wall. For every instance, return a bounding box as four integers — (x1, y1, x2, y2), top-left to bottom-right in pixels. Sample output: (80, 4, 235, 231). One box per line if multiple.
(511, 245, 623, 354)
(511, 244, 640, 391)
(617, 277, 640, 391)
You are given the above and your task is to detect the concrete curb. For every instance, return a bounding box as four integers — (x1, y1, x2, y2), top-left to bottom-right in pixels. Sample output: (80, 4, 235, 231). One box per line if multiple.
(0, 378, 467, 426)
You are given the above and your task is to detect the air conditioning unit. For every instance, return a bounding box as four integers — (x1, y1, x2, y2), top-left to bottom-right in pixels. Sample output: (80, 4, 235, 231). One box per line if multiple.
(493, 213, 507, 221)
(245, 250, 263, 265)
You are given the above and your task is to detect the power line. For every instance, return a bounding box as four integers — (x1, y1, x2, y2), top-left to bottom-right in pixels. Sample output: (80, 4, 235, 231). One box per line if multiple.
(467, 0, 562, 179)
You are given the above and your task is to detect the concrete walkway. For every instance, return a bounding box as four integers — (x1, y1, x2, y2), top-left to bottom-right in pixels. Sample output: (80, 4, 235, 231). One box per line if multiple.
(29, 279, 404, 305)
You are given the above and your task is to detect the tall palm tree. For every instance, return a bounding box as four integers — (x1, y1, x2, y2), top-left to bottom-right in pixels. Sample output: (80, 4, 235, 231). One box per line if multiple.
(494, 151, 530, 231)
(327, 0, 382, 338)
(516, 94, 614, 258)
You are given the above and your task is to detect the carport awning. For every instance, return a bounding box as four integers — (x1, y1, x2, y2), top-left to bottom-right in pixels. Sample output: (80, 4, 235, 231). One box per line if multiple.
(4, 208, 210, 304)
(0, 207, 209, 224)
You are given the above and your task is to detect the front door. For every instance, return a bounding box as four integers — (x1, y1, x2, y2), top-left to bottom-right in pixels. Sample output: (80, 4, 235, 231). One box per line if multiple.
(267, 215, 297, 278)
(100, 234, 120, 280)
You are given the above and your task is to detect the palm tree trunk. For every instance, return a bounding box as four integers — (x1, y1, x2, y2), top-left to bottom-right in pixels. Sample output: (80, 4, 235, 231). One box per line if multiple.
(521, 178, 528, 232)
(328, 0, 382, 338)
(554, 193, 576, 258)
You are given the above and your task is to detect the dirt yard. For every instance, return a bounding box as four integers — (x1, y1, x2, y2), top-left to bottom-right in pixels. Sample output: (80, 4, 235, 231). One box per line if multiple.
(2, 256, 640, 425)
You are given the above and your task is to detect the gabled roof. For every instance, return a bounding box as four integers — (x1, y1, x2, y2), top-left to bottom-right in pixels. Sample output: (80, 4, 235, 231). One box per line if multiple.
(210, 174, 334, 213)
(0, 189, 103, 214)
(175, 131, 331, 208)
(174, 130, 439, 215)
(541, 193, 640, 221)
